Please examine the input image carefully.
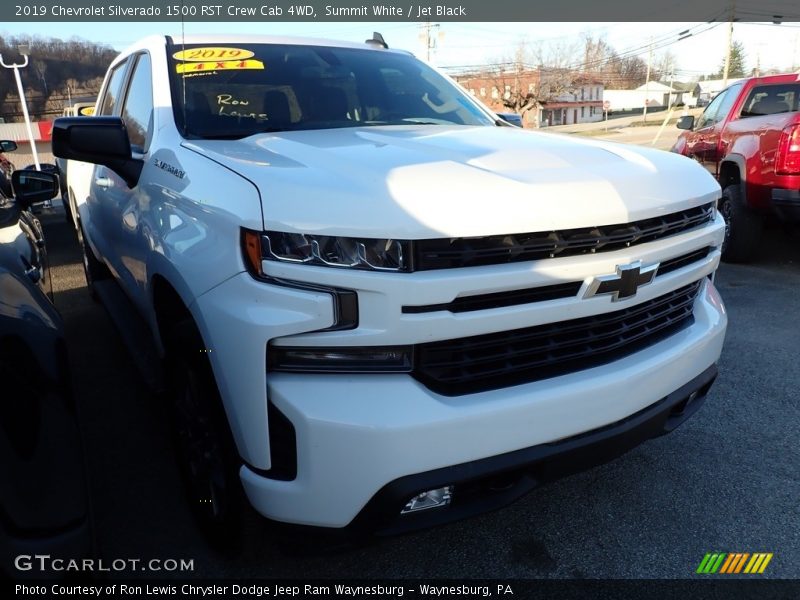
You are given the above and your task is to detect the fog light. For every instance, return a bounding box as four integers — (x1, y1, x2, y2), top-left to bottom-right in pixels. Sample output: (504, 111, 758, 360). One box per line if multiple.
(401, 486, 454, 514)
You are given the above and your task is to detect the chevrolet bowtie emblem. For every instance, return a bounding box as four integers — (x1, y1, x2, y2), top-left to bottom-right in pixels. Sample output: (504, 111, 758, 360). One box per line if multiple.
(584, 261, 659, 301)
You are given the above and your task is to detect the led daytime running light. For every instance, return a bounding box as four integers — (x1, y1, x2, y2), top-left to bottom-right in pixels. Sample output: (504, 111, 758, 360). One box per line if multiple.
(262, 232, 410, 272)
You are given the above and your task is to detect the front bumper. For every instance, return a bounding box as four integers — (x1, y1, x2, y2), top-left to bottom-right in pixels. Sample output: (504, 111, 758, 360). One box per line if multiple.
(772, 189, 800, 223)
(239, 279, 727, 529)
(349, 365, 717, 535)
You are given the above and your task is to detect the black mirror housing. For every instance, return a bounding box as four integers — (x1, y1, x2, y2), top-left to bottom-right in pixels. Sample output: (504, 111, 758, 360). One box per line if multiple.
(52, 116, 142, 188)
(0, 140, 18, 153)
(676, 115, 695, 131)
(497, 113, 523, 127)
(12, 169, 59, 209)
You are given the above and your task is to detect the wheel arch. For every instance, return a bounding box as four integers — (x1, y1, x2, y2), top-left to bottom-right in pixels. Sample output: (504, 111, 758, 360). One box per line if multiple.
(150, 273, 201, 355)
(719, 156, 745, 190)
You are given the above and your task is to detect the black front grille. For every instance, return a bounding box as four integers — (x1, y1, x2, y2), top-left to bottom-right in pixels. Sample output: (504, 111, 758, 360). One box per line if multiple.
(402, 246, 714, 315)
(414, 203, 714, 270)
(657, 246, 712, 276)
(414, 280, 703, 396)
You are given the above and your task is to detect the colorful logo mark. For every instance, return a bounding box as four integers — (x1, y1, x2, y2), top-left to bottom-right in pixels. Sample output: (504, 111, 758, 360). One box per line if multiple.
(696, 552, 773, 574)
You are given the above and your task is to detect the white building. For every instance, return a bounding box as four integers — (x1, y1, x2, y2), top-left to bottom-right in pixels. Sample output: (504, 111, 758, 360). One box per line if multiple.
(689, 78, 746, 106)
(457, 72, 604, 127)
(603, 82, 686, 112)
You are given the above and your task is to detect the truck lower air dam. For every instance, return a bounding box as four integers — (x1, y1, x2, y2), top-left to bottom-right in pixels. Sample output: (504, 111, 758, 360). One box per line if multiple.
(401, 486, 454, 514)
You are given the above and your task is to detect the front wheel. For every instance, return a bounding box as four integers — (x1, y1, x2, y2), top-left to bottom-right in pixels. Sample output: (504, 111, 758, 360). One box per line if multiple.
(719, 184, 763, 263)
(75, 221, 110, 301)
(167, 322, 245, 554)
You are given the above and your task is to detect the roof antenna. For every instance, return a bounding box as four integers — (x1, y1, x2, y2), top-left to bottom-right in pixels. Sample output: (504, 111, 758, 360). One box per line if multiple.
(365, 32, 388, 49)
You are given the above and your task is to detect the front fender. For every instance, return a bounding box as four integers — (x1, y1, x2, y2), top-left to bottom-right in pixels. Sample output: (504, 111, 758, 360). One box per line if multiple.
(670, 134, 688, 155)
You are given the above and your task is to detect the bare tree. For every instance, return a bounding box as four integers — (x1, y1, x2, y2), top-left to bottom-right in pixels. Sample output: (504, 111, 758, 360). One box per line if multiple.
(482, 40, 579, 124)
(0, 35, 115, 120)
(578, 33, 650, 89)
(653, 50, 677, 82)
(33, 59, 48, 95)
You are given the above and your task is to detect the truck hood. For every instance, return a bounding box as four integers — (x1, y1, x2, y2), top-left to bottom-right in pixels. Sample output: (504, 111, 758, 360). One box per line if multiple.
(183, 125, 720, 238)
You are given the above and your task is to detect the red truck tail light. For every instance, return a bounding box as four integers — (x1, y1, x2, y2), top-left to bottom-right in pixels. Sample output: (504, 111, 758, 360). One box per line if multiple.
(776, 124, 800, 175)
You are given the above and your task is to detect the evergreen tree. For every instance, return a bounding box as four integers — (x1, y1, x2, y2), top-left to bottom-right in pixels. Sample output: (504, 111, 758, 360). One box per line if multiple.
(714, 40, 747, 79)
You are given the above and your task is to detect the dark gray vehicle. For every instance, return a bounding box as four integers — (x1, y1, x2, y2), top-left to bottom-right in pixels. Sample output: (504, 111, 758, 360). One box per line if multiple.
(0, 170, 92, 578)
(497, 112, 523, 127)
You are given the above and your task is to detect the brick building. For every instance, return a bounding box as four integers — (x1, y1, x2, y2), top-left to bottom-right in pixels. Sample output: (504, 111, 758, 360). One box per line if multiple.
(455, 70, 604, 128)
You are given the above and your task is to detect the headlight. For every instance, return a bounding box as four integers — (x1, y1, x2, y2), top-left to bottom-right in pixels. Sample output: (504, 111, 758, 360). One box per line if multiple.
(259, 230, 411, 272)
(242, 229, 360, 331)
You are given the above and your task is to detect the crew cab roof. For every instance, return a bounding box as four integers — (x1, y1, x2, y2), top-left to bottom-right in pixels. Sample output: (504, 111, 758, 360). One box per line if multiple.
(115, 33, 410, 63)
(741, 72, 800, 86)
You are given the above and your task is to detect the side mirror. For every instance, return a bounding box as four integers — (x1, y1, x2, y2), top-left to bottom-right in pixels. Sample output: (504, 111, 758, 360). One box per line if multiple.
(497, 113, 523, 127)
(11, 169, 59, 209)
(0, 140, 17, 153)
(676, 115, 695, 130)
(52, 116, 142, 188)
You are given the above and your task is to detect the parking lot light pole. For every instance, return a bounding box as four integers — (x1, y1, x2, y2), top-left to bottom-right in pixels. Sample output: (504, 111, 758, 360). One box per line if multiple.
(0, 45, 42, 171)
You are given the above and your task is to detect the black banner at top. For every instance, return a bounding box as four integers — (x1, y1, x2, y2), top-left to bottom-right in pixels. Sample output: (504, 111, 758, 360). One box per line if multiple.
(3, 0, 797, 22)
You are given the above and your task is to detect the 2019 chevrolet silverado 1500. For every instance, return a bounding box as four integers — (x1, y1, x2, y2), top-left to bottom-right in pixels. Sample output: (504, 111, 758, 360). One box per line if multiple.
(673, 73, 800, 262)
(53, 34, 728, 547)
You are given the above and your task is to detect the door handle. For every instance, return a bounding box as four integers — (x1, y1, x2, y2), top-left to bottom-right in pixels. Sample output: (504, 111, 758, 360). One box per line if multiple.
(20, 255, 41, 284)
(23, 265, 41, 284)
(95, 177, 114, 189)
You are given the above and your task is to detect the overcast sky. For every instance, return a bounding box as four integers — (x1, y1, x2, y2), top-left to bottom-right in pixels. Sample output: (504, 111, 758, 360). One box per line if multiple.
(2, 21, 800, 80)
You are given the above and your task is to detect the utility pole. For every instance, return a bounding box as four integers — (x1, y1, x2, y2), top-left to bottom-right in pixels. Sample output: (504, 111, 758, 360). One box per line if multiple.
(420, 22, 442, 63)
(668, 70, 675, 109)
(642, 39, 652, 123)
(722, 0, 735, 86)
(0, 45, 41, 171)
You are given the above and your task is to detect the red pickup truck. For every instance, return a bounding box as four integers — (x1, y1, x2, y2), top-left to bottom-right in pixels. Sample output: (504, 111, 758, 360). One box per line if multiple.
(672, 73, 800, 262)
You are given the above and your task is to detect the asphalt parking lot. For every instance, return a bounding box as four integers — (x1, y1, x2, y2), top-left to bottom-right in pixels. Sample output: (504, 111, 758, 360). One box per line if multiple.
(40, 206, 799, 580)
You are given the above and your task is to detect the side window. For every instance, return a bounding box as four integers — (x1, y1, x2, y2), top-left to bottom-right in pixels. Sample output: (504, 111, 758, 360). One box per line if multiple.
(696, 91, 725, 129)
(121, 54, 154, 153)
(712, 83, 743, 124)
(696, 84, 742, 129)
(741, 84, 799, 117)
(98, 61, 129, 116)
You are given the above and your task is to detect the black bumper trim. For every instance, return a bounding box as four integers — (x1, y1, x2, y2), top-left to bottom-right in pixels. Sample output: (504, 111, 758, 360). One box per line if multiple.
(772, 189, 800, 222)
(772, 189, 800, 205)
(348, 364, 718, 536)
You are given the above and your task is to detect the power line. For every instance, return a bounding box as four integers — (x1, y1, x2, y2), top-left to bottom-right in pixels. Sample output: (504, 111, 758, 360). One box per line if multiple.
(444, 22, 723, 78)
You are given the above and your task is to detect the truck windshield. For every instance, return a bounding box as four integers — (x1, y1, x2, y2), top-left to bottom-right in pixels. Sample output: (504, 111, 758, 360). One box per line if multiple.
(169, 43, 495, 139)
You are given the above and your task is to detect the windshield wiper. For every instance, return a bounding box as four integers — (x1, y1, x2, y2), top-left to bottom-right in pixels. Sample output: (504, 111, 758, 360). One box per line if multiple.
(401, 119, 447, 125)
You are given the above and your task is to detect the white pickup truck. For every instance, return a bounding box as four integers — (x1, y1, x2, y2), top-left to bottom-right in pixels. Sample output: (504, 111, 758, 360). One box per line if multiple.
(54, 34, 728, 547)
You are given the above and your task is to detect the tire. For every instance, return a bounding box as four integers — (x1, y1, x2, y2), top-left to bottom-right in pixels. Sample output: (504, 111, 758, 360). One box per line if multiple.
(0, 171, 12, 198)
(61, 195, 73, 222)
(56, 164, 70, 221)
(719, 184, 763, 263)
(75, 220, 110, 301)
(166, 321, 245, 554)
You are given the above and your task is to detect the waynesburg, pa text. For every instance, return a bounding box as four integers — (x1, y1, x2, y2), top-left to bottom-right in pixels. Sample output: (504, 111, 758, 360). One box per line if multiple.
(16, 583, 515, 597)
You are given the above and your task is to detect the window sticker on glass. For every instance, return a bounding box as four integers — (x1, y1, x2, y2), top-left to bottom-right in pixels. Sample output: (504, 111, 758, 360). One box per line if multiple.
(79, 106, 95, 116)
(172, 47, 255, 62)
(176, 59, 265, 74)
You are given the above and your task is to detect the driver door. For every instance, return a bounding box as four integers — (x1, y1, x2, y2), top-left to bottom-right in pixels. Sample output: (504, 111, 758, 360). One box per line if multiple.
(687, 83, 743, 176)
